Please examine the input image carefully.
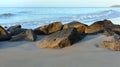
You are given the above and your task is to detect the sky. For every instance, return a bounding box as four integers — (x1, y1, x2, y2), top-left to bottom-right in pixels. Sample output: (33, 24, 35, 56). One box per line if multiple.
(0, 0, 120, 7)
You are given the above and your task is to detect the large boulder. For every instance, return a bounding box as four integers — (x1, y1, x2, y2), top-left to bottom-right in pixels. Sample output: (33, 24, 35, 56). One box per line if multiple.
(10, 29, 37, 41)
(36, 28, 85, 49)
(100, 29, 120, 51)
(7, 24, 27, 36)
(0, 26, 11, 41)
(63, 21, 87, 33)
(85, 19, 114, 34)
(34, 22, 62, 35)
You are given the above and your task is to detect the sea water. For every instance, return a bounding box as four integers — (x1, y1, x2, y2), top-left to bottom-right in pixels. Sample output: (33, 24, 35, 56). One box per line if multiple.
(0, 7, 120, 29)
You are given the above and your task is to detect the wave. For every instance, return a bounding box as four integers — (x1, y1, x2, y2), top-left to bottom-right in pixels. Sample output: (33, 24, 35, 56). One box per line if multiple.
(55, 10, 120, 23)
(1, 9, 120, 29)
(78, 10, 120, 22)
(0, 13, 14, 18)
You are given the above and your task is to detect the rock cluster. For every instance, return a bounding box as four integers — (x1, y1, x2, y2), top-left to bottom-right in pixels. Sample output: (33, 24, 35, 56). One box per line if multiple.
(1, 19, 120, 50)
(0, 21, 86, 49)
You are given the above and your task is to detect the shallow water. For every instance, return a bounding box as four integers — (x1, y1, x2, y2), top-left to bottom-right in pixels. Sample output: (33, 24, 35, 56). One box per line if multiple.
(0, 7, 120, 29)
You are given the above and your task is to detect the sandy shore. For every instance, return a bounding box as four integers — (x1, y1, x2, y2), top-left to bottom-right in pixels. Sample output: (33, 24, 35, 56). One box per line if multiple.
(0, 34, 120, 67)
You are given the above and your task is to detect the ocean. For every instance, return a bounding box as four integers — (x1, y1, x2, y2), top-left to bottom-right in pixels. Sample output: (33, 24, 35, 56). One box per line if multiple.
(0, 7, 120, 29)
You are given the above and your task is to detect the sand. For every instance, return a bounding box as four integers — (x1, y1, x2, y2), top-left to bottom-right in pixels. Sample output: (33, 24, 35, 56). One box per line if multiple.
(0, 34, 120, 67)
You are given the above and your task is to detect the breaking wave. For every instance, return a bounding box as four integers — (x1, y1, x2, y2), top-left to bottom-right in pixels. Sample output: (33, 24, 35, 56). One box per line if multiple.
(55, 10, 120, 23)
(73, 10, 120, 22)
(80, 10, 120, 20)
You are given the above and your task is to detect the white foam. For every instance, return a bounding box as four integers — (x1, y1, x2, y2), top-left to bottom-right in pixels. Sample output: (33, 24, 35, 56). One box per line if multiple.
(110, 17, 120, 25)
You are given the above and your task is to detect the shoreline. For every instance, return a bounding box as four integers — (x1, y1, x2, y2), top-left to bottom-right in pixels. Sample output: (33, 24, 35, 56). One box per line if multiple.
(0, 18, 120, 67)
(0, 33, 120, 67)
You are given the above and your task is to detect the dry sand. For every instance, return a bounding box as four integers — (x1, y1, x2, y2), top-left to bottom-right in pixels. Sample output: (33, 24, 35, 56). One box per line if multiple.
(0, 34, 120, 67)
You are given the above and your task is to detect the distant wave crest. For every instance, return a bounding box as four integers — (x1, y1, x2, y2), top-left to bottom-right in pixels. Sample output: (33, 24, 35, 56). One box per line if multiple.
(0, 13, 14, 18)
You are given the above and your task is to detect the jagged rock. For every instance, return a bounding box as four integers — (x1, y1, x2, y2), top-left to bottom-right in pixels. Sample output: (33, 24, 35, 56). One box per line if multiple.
(0, 26, 11, 41)
(34, 22, 62, 35)
(7, 24, 27, 36)
(10, 29, 37, 41)
(63, 21, 87, 33)
(37, 28, 85, 49)
(85, 19, 114, 34)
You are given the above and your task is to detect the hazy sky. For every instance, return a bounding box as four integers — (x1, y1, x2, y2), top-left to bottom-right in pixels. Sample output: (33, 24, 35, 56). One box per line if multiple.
(0, 0, 120, 7)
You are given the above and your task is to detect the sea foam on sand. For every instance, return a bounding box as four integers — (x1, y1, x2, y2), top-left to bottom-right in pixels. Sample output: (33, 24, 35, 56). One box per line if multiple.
(0, 34, 120, 67)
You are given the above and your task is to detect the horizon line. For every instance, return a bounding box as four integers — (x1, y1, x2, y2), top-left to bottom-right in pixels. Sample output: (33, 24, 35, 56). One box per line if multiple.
(0, 6, 113, 8)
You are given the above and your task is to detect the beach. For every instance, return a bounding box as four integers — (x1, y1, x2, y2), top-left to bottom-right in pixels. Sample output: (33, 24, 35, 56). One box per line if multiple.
(0, 7, 120, 67)
(0, 33, 120, 67)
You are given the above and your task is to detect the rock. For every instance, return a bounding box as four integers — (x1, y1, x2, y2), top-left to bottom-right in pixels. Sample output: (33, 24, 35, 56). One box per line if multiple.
(112, 25, 120, 34)
(4, 26, 8, 28)
(100, 30, 120, 51)
(34, 22, 62, 35)
(25, 29, 37, 41)
(10, 29, 37, 41)
(36, 28, 85, 49)
(104, 28, 114, 36)
(7, 24, 27, 36)
(85, 19, 114, 34)
(99, 41, 112, 48)
(0, 26, 11, 41)
(100, 41, 120, 51)
(63, 21, 87, 33)
(103, 25, 120, 35)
